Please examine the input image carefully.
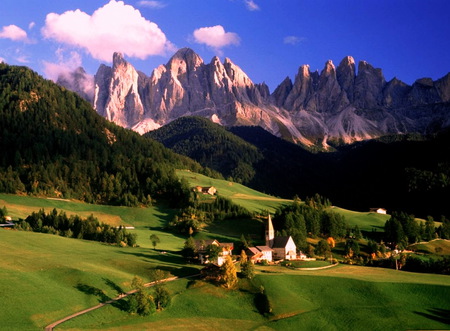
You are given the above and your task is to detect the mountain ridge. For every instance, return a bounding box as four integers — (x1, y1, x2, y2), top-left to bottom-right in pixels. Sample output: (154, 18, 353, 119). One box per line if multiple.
(58, 48, 450, 148)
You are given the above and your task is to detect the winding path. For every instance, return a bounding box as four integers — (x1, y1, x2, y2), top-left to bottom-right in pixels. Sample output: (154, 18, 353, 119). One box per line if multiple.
(44, 275, 192, 331)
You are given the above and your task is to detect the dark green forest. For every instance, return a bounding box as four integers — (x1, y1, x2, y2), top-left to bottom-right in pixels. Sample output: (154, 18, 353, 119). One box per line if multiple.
(148, 116, 450, 219)
(146, 116, 261, 183)
(0, 63, 205, 207)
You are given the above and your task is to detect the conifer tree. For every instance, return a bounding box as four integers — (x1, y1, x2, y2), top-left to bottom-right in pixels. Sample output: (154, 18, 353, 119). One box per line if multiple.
(221, 255, 237, 289)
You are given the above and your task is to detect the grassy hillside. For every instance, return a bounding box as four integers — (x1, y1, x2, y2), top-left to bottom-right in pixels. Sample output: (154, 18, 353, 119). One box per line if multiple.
(176, 169, 291, 214)
(2, 190, 450, 330)
(0, 230, 198, 330)
(255, 265, 450, 331)
(330, 206, 390, 232)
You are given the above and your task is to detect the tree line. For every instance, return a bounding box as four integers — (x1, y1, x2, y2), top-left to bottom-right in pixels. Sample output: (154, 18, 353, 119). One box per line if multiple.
(168, 194, 252, 234)
(384, 211, 450, 249)
(273, 194, 347, 251)
(14, 208, 137, 246)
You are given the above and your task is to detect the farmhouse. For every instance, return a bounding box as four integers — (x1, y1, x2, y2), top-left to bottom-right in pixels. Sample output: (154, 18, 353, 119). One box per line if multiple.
(370, 208, 387, 214)
(193, 186, 217, 195)
(196, 239, 233, 266)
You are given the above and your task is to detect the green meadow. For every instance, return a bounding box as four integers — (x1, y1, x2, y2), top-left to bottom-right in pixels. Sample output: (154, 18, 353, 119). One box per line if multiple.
(1, 176, 450, 330)
(255, 265, 450, 330)
(177, 169, 292, 214)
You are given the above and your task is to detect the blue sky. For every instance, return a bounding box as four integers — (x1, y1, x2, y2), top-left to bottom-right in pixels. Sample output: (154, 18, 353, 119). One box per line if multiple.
(1, 0, 450, 91)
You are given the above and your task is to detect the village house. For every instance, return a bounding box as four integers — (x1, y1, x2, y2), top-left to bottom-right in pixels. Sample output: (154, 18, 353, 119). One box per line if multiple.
(195, 239, 233, 266)
(193, 186, 217, 195)
(370, 208, 387, 214)
(246, 245, 273, 263)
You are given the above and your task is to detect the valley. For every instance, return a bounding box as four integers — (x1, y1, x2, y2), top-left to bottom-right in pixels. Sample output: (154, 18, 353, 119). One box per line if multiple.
(1, 180, 450, 330)
(0, 29, 449, 331)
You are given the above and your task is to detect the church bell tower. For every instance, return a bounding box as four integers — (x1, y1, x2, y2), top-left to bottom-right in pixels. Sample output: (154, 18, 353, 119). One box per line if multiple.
(265, 214, 275, 247)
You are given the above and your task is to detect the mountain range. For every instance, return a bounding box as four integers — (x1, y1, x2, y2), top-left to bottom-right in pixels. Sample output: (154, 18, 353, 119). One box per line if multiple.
(59, 47, 450, 148)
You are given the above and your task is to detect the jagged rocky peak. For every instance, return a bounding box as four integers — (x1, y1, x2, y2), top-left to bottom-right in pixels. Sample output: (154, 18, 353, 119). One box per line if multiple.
(223, 57, 253, 86)
(337, 56, 356, 101)
(167, 47, 204, 73)
(272, 76, 293, 107)
(322, 60, 336, 76)
(58, 49, 450, 149)
(112, 52, 127, 68)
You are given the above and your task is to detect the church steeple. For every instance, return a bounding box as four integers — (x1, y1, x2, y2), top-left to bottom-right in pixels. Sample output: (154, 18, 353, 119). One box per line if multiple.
(265, 214, 275, 247)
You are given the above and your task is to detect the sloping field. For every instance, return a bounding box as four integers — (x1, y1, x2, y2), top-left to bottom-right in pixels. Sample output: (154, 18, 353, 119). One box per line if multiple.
(0, 193, 183, 251)
(177, 170, 291, 213)
(411, 239, 450, 255)
(256, 265, 450, 331)
(329, 206, 389, 232)
(0, 230, 198, 330)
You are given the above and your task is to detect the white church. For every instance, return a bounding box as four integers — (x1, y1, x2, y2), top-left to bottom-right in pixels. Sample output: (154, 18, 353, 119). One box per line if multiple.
(247, 215, 297, 263)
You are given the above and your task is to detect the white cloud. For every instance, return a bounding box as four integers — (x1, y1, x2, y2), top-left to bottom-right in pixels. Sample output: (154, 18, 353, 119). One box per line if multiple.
(283, 36, 305, 45)
(193, 25, 240, 53)
(41, 0, 174, 62)
(43, 49, 94, 100)
(0, 25, 29, 42)
(245, 0, 260, 11)
(28, 22, 36, 30)
(0, 57, 6, 63)
(137, 1, 167, 9)
(43, 49, 83, 81)
(16, 55, 30, 63)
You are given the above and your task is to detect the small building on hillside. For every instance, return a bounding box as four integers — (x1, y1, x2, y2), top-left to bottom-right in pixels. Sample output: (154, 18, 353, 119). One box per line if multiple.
(196, 239, 233, 266)
(370, 208, 387, 214)
(193, 186, 217, 195)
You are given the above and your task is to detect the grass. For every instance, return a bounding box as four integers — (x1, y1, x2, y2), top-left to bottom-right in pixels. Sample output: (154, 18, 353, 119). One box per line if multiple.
(58, 279, 266, 330)
(0, 229, 200, 330)
(329, 206, 389, 232)
(255, 265, 450, 331)
(177, 169, 291, 214)
(2, 179, 450, 331)
(410, 239, 450, 255)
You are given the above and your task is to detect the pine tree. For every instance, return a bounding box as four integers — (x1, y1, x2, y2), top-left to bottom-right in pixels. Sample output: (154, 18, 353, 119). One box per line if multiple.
(239, 250, 255, 279)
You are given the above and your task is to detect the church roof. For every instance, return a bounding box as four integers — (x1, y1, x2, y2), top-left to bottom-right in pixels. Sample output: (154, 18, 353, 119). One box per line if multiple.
(255, 245, 272, 252)
(272, 236, 293, 248)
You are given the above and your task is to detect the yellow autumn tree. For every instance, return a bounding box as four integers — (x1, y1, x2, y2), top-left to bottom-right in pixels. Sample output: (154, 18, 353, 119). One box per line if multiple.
(327, 237, 335, 248)
(221, 255, 237, 289)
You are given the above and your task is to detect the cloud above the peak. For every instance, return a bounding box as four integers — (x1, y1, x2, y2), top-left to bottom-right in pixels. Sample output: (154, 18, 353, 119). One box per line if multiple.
(244, 0, 260, 11)
(283, 35, 305, 45)
(137, 1, 167, 9)
(0, 25, 29, 42)
(41, 0, 174, 62)
(192, 25, 240, 53)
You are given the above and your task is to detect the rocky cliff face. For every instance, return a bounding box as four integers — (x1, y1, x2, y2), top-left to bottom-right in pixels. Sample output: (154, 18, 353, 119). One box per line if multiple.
(60, 48, 450, 148)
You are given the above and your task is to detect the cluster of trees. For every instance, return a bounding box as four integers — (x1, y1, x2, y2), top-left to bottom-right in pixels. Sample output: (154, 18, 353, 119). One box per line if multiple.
(128, 269, 171, 316)
(273, 194, 347, 251)
(15, 208, 137, 246)
(0, 63, 204, 208)
(169, 195, 252, 234)
(383, 212, 449, 249)
(0, 206, 8, 220)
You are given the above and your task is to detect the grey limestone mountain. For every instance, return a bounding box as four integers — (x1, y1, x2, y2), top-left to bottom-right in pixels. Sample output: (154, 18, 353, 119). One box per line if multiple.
(58, 48, 450, 148)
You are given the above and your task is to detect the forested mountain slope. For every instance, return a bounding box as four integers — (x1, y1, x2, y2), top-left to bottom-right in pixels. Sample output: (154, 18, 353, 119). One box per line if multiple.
(0, 63, 204, 206)
(149, 116, 450, 219)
